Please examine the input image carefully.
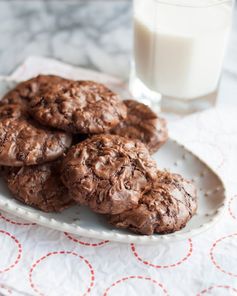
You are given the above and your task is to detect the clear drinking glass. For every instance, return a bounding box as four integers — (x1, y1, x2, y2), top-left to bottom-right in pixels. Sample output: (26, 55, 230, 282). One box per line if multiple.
(129, 0, 234, 114)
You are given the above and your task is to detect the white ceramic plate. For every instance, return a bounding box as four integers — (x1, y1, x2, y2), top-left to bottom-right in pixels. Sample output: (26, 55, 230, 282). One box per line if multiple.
(0, 79, 226, 244)
(0, 141, 225, 244)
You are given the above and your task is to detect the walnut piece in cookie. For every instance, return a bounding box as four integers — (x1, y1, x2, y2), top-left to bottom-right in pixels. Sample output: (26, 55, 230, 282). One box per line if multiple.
(4, 160, 74, 212)
(61, 134, 157, 214)
(29, 80, 127, 134)
(108, 171, 197, 235)
(0, 117, 72, 166)
(111, 100, 168, 154)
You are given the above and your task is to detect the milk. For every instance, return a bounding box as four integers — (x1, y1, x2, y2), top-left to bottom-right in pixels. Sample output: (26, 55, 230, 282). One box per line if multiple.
(134, 0, 232, 100)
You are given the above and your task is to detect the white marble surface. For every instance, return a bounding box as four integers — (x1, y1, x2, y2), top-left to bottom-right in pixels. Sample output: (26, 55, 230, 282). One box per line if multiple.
(0, 0, 236, 106)
(0, 0, 132, 79)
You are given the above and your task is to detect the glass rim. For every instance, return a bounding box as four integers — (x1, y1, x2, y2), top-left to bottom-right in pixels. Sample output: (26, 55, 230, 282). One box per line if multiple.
(154, 0, 232, 8)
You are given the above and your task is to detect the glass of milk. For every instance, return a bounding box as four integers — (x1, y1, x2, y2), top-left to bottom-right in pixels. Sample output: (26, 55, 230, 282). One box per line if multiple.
(130, 0, 234, 114)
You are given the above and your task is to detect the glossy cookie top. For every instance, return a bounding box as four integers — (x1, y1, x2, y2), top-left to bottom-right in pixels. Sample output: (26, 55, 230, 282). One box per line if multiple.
(108, 171, 197, 235)
(0, 117, 72, 166)
(61, 134, 157, 214)
(29, 80, 127, 134)
(4, 160, 74, 212)
(111, 99, 168, 154)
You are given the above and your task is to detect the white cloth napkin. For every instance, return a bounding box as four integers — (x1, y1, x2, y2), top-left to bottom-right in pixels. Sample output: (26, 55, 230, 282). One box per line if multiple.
(0, 57, 236, 296)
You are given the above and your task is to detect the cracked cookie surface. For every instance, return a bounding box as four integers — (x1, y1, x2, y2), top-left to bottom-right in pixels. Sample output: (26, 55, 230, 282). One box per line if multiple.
(0, 103, 24, 119)
(0, 117, 72, 166)
(29, 80, 127, 134)
(1, 75, 69, 116)
(4, 160, 74, 212)
(111, 100, 168, 154)
(108, 171, 197, 235)
(61, 134, 157, 214)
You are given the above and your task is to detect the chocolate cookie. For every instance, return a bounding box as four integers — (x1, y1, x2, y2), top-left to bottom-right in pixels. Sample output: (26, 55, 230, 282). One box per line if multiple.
(29, 80, 127, 134)
(1, 75, 69, 116)
(111, 100, 168, 154)
(61, 134, 157, 214)
(108, 171, 197, 235)
(0, 117, 72, 166)
(4, 160, 74, 212)
(0, 103, 23, 119)
(2, 75, 68, 105)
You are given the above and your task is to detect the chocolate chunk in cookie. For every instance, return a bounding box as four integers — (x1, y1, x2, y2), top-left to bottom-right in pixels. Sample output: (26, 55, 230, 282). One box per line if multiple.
(29, 80, 127, 134)
(4, 160, 74, 212)
(1, 75, 69, 116)
(108, 171, 197, 235)
(61, 134, 157, 214)
(0, 117, 72, 166)
(111, 100, 168, 154)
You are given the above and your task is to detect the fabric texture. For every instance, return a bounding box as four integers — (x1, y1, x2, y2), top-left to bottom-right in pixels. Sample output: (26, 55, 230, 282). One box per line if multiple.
(0, 57, 236, 296)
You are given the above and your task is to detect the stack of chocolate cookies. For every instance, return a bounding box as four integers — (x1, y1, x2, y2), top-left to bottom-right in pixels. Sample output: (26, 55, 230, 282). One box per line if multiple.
(0, 75, 197, 235)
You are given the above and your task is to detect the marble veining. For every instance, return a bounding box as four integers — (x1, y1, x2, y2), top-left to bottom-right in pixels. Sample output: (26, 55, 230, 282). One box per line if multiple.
(0, 0, 132, 79)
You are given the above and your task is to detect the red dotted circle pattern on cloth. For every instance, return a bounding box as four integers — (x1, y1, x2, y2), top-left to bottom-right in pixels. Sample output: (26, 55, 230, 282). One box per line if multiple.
(210, 233, 237, 277)
(197, 285, 237, 295)
(103, 275, 169, 296)
(0, 212, 36, 226)
(131, 238, 193, 269)
(0, 230, 22, 273)
(64, 232, 109, 247)
(29, 251, 95, 296)
(0, 284, 12, 295)
(228, 196, 237, 220)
